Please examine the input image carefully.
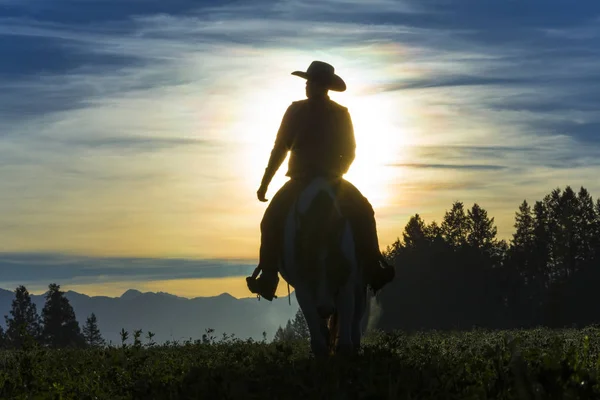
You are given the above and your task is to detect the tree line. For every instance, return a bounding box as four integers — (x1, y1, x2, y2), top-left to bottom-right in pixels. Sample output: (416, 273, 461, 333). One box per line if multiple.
(273, 308, 310, 342)
(0, 284, 105, 349)
(378, 185, 600, 331)
(4, 184, 598, 349)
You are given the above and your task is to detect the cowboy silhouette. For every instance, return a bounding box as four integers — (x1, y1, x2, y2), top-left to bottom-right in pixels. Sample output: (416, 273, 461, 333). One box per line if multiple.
(248, 61, 395, 301)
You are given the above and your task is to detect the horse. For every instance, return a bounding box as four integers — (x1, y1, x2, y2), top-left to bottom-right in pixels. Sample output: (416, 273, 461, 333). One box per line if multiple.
(278, 176, 369, 357)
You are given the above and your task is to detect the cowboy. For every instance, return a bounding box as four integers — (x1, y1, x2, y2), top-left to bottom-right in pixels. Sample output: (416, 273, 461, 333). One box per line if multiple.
(247, 61, 395, 301)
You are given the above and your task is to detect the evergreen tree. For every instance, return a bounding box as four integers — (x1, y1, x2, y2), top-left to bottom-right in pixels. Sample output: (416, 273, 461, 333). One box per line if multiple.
(575, 187, 597, 264)
(273, 326, 284, 342)
(541, 188, 563, 281)
(510, 200, 536, 283)
(273, 320, 296, 342)
(595, 198, 600, 259)
(440, 201, 469, 248)
(83, 313, 105, 347)
(512, 200, 535, 249)
(555, 186, 578, 279)
(378, 185, 600, 331)
(274, 309, 310, 342)
(384, 238, 403, 261)
(0, 325, 6, 349)
(4, 285, 42, 348)
(532, 200, 551, 283)
(467, 203, 497, 249)
(424, 221, 443, 242)
(290, 309, 309, 340)
(402, 214, 427, 248)
(41, 283, 84, 348)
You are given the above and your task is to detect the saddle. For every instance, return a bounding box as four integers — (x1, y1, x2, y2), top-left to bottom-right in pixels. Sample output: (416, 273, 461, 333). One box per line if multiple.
(247, 178, 352, 301)
(293, 185, 352, 292)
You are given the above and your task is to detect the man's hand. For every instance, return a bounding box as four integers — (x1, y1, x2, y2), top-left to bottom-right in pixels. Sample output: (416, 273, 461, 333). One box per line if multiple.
(257, 184, 269, 202)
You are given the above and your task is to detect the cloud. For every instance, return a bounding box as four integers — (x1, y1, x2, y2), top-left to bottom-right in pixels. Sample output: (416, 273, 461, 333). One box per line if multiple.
(57, 136, 213, 151)
(378, 76, 529, 91)
(389, 163, 507, 171)
(1, 0, 600, 268)
(0, 252, 255, 285)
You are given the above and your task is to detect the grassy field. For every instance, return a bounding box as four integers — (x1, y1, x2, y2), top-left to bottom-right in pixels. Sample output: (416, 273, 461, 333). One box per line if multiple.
(1, 328, 599, 399)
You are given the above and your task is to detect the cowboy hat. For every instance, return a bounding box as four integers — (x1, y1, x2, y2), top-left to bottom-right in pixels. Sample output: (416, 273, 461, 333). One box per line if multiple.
(291, 61, 346, 92)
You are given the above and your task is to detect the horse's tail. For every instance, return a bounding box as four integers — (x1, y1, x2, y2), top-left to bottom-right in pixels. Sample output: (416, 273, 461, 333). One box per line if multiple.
(327, 311, 339, 355)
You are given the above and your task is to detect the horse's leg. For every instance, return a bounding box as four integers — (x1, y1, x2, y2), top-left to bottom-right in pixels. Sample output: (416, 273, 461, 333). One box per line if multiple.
(352, 284, 368, 351)
(294, 284, 328, 357)
(334, 276, 355, 355)
(334, 221, 360, 355)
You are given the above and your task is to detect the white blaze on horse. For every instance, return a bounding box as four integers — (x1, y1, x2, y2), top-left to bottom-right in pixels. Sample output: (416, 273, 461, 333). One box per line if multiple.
(278, 177, 368, 356)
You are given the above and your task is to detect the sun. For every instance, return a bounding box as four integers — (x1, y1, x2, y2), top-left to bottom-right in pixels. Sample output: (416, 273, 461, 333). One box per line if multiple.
(340, 92, 405, 208)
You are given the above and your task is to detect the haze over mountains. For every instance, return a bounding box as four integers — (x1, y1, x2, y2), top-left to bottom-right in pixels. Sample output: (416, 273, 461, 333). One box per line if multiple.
(0, 288, 298, 344)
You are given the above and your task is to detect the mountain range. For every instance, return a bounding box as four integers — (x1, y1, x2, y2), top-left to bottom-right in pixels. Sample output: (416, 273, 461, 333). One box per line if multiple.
(0, 288, 299, 345)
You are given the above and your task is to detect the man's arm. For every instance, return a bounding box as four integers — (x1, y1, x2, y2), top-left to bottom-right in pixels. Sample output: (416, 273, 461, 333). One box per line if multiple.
(339, 108, 356, 175)
(259, 105, 295, 190)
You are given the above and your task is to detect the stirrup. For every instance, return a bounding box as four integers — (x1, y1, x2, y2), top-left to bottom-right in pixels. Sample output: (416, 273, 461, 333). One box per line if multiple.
(368, 260, 395, 294)
(246, 274, 279, 301)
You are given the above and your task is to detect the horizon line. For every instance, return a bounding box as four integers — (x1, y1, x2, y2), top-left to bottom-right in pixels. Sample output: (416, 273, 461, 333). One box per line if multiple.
(0, 286, 295, 301)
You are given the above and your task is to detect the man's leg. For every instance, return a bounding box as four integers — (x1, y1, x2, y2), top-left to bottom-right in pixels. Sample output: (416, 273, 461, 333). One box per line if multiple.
(252, 179, 304, 300)
(336, 180, 378, 260)
(336, 180, 394, 293)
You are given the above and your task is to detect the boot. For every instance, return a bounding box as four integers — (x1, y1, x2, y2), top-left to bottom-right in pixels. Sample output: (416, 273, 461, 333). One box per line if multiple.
(246, 269, 279, 301)
(249, 213, 282, 301)
(367, 255, 395, 294)
(357, 221, 395, 293)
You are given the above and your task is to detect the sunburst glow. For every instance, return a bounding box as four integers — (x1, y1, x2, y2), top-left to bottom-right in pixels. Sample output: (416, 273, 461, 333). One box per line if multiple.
(238, 62, 409, 213)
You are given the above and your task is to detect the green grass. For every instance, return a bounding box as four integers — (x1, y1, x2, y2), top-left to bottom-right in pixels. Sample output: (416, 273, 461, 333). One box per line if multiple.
(1, 328, 599, 399)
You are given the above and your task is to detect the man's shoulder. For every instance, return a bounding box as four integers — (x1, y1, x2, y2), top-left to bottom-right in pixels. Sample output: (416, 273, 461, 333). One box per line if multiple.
(290, 99, 311, 107)
(289, 99, 349, 112)
(328, 99, 349, 113)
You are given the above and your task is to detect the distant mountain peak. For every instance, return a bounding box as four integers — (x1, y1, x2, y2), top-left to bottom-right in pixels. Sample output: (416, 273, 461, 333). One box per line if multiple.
(155, 291, 179, 298)
(0, 286, 298, 344)
(65, 290, 89, 298)
(120, 289, 143, 299)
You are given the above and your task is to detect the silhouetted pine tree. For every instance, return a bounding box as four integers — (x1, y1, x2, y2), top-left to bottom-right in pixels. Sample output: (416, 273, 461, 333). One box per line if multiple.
(440, 201, 469, 248)
(4, 286, 42, 349)
(0, 325, 6, 349)
(467, 204, 498, 250)
(376, 185, 600, 332)
(513, 200, 535, 250)
(465, 203, 504, 327)
(558, 188, 600, 326)
(529, 199, 551, 324)
(290, 309, 309, 340)
(575, 187, 597, 265)
(83, 313, 105, 347)
(41, 284, 84, 348)
(273, 320, 296, 342)
(507, 200, 537, 326)
(554, 186, 578, 280)
(595, 198, 600, 237)
(402, 214, 427, 249)
(274, 309, 309, 342)
(511, 200, 535, 281)
(424, 221, 443, 243)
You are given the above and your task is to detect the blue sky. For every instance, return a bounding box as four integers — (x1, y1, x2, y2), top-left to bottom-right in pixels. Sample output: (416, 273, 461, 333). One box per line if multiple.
(1, 0, 599, 297)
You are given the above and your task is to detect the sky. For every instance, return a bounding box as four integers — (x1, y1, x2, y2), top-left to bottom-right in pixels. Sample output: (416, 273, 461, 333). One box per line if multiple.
(1, 0, 600, 298)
